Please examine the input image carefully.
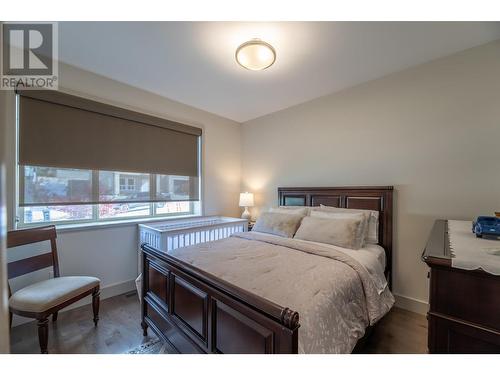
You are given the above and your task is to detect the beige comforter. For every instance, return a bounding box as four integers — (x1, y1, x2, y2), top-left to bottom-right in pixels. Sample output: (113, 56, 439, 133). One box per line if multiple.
(169, 231, 394, 353)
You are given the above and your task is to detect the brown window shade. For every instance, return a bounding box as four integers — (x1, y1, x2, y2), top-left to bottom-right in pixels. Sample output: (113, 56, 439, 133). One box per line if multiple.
(17, 90, 201, 176)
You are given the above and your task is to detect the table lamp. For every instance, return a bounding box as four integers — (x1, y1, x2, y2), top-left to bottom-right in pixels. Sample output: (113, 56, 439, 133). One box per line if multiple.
(239, 192, 254, 221)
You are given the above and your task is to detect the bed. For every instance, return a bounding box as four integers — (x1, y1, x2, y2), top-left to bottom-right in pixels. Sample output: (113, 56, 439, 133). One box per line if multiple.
(140, 186, 394, 354)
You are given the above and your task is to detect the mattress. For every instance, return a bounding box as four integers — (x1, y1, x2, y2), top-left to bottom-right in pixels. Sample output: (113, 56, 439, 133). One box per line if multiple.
(168, 231, 394, 353)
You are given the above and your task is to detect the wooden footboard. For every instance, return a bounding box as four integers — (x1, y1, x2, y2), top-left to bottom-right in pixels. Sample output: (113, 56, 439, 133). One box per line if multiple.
(140, 243, 300, 354)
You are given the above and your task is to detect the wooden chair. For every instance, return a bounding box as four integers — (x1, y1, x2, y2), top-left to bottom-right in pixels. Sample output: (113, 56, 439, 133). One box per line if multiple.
(7, 225, 100, 354)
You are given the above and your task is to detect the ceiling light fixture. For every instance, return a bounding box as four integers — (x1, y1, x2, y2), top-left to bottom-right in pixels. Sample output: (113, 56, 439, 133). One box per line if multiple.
(235, 39, 276, 71)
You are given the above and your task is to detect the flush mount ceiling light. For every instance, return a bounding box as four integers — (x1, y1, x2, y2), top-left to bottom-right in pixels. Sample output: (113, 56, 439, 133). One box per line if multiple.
(235, 39, 276, 71)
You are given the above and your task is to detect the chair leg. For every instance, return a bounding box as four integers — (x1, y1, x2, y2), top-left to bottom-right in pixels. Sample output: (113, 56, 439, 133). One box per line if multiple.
(141, 320, 148, 336)
(9, 312, 12, 329)
(92, 287, 100, 326)
(37, 318, 49, 354)
(52, 312, 58, 322)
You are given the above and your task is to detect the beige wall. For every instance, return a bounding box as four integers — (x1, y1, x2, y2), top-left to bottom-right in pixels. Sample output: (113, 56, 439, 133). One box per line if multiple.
(3, 63, 241, 325)
(241, 40, 500, 309)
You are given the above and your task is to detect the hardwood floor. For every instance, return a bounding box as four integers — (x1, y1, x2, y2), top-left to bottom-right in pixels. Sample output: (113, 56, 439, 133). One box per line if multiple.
(364, 306, 428, 354)
(10, 292, 428, 354)
(10, 292, 146, 354)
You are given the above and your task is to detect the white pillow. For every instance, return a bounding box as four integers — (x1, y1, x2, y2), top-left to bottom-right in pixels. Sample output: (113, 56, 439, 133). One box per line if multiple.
(252, 212, 304, 238)
(269, 206, 309, 216)
(319, 205, 379, 244)
(310, 210, 367, 249)
(294, 216, 365, 250)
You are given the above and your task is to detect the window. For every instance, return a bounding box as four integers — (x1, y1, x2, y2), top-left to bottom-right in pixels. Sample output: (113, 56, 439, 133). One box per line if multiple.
(16, 89, 202, 227)
(120, 177, 135, 191)
(18, 166, 201, 226)
(119, 177, 137, 192)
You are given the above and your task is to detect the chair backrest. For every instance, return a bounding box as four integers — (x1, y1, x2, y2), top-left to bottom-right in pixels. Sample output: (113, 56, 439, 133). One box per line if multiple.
(7, 225, 60, 280)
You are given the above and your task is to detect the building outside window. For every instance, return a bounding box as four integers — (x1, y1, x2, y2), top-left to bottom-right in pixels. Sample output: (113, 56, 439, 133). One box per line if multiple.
(18, 166, 200, 226)
(119, 177, 136, 192)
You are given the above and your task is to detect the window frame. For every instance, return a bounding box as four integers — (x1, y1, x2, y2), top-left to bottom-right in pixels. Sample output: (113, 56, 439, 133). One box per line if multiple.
(14, 93, 203, 229)
(16, 168, 201, 228)
(17, 201, 199, 228)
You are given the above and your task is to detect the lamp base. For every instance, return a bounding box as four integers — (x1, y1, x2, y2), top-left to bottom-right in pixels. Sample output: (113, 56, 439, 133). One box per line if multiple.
(241, 207, 251, 221)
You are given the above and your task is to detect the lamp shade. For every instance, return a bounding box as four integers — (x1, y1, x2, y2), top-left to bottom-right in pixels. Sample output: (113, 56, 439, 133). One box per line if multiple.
(239, 192, 254, 207)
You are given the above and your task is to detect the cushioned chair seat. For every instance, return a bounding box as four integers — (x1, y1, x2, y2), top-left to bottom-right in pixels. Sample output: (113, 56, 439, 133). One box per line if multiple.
(9, 276, 100, 313)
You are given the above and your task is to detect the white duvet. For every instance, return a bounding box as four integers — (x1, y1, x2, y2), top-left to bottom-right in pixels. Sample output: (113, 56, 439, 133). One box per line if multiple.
(169, 231, 394, 353)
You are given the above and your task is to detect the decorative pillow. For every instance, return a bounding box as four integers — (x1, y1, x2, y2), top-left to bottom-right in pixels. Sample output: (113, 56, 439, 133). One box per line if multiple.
(252, 212, 304, 238)
(319, 205, 379, 244)
(310, 210, 367, 248)
(269, 206, 309, 216)
(294, 216, 365, 250)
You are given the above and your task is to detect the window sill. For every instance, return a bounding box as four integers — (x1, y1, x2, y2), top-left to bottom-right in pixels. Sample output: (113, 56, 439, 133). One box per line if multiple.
(20, 214, 203, 234)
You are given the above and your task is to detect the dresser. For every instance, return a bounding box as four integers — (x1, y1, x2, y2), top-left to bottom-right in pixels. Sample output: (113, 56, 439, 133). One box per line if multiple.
(422, 220, 500, 353)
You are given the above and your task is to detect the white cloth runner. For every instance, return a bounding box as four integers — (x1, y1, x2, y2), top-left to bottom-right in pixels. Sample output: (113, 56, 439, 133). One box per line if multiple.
(449, 220, 500, 275)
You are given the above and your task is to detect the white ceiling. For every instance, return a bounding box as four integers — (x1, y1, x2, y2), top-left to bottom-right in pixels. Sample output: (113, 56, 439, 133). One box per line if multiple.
(58, 22, 500, 122)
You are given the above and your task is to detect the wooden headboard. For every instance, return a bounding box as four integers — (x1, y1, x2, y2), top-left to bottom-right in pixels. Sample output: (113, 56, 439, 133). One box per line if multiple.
(278, 186, 394, 288)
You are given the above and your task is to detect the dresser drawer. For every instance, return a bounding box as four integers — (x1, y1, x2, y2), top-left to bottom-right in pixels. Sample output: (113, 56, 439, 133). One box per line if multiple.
(429, 314, 500, 354)
(430, 266, 500, 331)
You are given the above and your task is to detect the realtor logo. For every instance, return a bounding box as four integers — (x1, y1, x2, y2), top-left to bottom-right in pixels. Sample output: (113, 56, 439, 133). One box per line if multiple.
(1, 22, 58, 90)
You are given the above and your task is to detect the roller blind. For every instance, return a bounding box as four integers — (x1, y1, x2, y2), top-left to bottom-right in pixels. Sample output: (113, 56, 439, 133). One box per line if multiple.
(18, 90, 201, 176)
(17, 90, 201, 206)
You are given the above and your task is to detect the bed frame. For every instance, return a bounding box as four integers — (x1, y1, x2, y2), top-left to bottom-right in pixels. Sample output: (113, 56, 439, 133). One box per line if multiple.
(140, 186, 393, 354)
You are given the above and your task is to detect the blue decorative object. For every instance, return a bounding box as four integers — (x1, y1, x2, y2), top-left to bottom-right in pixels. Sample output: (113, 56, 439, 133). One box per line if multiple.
(472, 216, 500, 238)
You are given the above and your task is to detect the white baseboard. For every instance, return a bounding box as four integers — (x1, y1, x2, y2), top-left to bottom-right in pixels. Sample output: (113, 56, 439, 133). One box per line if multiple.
(394, 293, 429, 315)
(11, 279, 137, 327)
